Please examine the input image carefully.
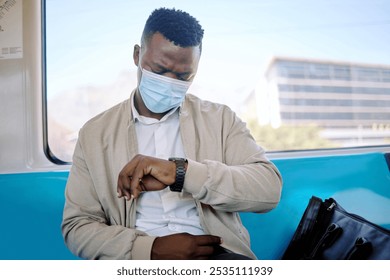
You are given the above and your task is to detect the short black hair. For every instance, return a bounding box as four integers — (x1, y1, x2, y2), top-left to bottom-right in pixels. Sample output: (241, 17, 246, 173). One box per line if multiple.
(141, 8, 204, 49)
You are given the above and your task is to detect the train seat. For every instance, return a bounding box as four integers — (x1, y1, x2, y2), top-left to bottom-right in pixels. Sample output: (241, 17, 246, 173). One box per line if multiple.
(0, 152, 389, 260)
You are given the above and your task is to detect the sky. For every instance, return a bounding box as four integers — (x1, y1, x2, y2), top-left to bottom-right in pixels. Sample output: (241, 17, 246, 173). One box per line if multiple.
(45, 0, 390, 111)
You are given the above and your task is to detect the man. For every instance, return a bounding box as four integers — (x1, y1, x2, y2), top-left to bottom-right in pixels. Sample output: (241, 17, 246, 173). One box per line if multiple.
(62, 7, 282, 260)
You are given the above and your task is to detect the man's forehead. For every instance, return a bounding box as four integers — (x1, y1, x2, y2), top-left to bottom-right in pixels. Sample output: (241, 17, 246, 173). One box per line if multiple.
(144, 32, 200, 53)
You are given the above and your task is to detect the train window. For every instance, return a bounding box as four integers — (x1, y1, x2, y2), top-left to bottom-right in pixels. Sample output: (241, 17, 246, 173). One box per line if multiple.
(45, 0, 390, 162)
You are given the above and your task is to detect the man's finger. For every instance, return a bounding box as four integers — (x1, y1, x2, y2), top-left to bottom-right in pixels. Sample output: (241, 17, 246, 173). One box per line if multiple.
(195, 245, 217, 257)
(195, 235, 222, 246)
(117, 173, 132, 200)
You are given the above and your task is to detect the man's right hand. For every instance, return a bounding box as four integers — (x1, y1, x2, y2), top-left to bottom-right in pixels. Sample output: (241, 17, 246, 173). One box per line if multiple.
(151, 233, 222, 260)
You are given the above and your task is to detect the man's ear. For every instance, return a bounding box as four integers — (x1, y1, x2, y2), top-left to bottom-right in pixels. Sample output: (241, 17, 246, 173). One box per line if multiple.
(133, 44, 140, 66)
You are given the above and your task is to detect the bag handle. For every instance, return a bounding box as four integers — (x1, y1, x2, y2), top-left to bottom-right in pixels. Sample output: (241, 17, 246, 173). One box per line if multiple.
(345, 237, 373, 260)
(310, 223, 343, 259)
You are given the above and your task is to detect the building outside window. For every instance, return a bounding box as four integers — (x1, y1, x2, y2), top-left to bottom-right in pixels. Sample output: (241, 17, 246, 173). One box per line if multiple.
(254, 57, 390, 148)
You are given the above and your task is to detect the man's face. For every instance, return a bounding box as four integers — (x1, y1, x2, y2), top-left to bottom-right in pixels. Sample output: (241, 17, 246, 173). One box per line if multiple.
(133, 32, 201, 84)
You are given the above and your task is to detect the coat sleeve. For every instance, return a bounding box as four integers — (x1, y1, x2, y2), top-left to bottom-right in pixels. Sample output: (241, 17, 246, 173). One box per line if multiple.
(183, 106, 283, 213)
(61, 138, 156, 260)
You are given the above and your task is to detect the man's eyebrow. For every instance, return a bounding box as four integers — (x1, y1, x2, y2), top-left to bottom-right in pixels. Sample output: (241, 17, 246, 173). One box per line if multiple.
(150, 62, 167, 72)
(151, 62, 192, 76)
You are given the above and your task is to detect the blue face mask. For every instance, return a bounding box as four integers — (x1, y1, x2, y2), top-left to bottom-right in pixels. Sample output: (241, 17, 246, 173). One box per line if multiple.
(139, 68, 192, 113)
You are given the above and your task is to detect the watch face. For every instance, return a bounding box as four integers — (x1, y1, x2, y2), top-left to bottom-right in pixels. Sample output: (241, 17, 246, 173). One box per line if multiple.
(169, 157, 185, 162)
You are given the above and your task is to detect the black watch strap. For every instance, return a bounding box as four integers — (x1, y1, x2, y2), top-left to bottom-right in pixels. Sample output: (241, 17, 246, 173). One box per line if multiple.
(168, 157, 187, 192)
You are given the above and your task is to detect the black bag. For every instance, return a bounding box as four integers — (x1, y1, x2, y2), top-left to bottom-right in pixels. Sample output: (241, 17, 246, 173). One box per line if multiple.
(282, 196, 390, 260)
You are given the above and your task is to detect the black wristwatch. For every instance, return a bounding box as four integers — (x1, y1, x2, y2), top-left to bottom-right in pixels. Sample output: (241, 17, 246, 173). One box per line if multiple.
(168, 157, 187, 192)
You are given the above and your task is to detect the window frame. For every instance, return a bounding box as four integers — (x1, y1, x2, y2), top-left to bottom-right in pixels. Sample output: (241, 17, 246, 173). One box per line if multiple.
(41, 0, 390, 164)
(42, 0, 69, 165)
